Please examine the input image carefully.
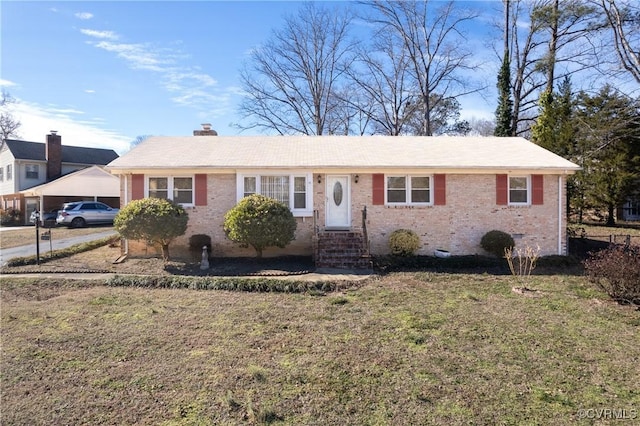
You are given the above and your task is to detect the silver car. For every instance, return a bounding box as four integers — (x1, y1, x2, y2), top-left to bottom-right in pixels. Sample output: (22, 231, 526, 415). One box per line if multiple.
(56, 201, 119, 228)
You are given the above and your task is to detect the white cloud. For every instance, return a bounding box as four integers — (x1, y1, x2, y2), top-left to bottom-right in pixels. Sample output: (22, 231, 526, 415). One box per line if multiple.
(91, 40, 172, 72)
(0, 79, 18, 88)
(75, 12, 94, 20)
(80, 29, 119, 40)
(84, 89, 96, 94)
(13, 101, 132, 154)
(81, 29, 230, 116)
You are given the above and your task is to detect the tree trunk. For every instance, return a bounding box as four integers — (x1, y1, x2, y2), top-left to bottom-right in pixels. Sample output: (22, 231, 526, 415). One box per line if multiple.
(545, 0, 559, 93)
(504, 0, 510, 56)
(606, 203, 616, 226)
(161, 244, 170, 261)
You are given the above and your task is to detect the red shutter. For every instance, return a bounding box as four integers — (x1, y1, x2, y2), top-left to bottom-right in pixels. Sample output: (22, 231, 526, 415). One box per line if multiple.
(532, 174, 544, 205)
(131, 174, 144, 200)
(195, 174, 207, 206)
(372, 174, 385, 205)
(434, 174, 446, 205)
(496, 174, 508, 205)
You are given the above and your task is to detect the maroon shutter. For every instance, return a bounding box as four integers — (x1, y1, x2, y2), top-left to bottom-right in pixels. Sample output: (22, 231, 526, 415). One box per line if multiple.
(496, 174, 508, 205)
(532, 174, 544, 205)
(434, 174, 446, 205)
(195, 174, 207, 206)
(372, 174, 385, 205)
(132, 174, 144, 200)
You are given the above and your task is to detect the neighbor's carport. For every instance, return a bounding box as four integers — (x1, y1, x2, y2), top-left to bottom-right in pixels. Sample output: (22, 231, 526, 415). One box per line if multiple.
(19, 165, 120, 224)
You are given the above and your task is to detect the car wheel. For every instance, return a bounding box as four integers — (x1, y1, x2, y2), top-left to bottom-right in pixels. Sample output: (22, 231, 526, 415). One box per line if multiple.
(71, 217, 86, 228)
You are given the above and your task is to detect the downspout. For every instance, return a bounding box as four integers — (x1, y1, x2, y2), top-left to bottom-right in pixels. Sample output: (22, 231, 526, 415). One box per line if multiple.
(122, 174, 129, 256)
(558, 175, 562, 255)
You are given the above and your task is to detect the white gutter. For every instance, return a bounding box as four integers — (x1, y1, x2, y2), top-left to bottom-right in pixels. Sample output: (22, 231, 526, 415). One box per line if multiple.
(123, 174, 129, 255)
(558, 175, 563, 255)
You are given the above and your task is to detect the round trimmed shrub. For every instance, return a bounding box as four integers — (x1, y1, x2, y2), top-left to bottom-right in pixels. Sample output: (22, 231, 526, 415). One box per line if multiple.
(223, 194, 297, 258)
(481, 230, 515, 257)
(114, 197, 188, 260)
(388, 229, 420, 256)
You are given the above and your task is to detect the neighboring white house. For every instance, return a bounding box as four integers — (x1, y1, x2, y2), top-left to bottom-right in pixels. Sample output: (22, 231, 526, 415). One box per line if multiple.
(106, 129, 581, 268)
(0, 132, 119, 223)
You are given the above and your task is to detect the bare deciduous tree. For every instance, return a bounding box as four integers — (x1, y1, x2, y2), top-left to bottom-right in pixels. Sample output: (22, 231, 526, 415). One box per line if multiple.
(592, 0, 640, 84)
(507, 0, 599, 136)
(236, 3, 356, 135)
(366, 0, 483, 136)
(0, 90, 21, 143)
(345, 27, 415, 135)
(129, 135, 152, 150)
(468, 117, 496, 136)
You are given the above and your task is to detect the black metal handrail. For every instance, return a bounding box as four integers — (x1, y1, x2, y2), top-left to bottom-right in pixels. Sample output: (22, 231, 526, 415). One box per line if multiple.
(362, 206, 370, 256)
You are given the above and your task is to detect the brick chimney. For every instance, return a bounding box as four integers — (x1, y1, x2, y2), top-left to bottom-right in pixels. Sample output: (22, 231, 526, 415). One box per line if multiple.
(46, 131, 62, 181)
(193, 123, 218, 136)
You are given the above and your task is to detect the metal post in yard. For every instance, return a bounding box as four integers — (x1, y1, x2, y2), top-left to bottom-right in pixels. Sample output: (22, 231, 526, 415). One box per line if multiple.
(34, 210, 40, 265)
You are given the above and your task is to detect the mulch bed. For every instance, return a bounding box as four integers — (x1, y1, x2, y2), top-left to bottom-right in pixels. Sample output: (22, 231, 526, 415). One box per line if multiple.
(164, 256, 316, 277)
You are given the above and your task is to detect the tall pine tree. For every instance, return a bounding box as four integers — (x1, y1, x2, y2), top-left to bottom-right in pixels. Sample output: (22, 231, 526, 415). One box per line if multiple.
(531, 76, 576, 157)
(575, 85, 640, 226)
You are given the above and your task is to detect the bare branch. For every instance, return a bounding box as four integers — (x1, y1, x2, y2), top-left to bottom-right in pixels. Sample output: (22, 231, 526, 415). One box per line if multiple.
(236, 3, 357, 135)
(0, 90, 21, 143)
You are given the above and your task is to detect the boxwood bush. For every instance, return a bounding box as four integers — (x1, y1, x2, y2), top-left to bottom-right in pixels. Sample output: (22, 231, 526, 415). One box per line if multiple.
(480, 230, 515, 258)
(388, 229, 420, 257)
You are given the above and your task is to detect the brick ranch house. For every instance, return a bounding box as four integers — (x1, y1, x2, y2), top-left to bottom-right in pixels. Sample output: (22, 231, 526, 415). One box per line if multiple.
(106, 130, 580, 268)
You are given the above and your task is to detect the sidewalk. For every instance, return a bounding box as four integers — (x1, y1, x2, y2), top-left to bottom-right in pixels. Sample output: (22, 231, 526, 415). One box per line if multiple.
(0, 270, 373, 282)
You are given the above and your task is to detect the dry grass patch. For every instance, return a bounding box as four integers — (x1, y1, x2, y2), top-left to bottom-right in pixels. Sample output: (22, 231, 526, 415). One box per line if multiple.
(2, 273, 638, 425)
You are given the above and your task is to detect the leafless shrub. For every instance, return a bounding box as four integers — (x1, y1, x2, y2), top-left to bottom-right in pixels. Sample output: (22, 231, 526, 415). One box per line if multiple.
(584, 245, 640, 306)
(505, 245, 541, 278)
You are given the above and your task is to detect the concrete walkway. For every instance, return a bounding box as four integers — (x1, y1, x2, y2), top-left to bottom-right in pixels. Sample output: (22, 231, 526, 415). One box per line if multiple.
(1, 270, 373, 282)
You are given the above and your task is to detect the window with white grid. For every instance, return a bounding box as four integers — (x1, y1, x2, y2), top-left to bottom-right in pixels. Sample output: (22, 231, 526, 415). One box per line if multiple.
(239, 172, 311, 216)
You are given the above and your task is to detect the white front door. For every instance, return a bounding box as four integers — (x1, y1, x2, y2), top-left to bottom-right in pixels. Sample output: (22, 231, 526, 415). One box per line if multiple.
(325, 175, 350, 229)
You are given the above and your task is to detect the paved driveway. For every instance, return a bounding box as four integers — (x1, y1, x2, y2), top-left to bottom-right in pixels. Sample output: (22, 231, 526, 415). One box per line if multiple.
(0, 230, 118, 267)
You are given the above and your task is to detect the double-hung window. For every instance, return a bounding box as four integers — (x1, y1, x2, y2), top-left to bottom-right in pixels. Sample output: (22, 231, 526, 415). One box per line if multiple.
(508, 176, 529, 205)
(239, 173, 311, 215)
(7, 165, 12, 180)
(0, 167, 3, 181)
(386, 175, 432, 205)
(148, 176, 194, 205)
(25, 164, 39, 179)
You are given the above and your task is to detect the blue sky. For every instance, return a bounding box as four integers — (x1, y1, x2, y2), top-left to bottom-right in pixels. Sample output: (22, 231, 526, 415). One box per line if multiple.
(2, 1, 502, 154)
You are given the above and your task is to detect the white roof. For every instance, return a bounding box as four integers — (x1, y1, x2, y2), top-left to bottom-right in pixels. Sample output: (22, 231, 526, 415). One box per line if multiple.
(107, 135, 580, 174)
(20, 165, 120, 197)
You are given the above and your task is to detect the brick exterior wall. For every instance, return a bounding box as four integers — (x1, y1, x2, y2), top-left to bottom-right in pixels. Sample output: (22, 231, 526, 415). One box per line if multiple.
(352, 173, 566, 257)
(122, 172, 567, 259)
(123, 174, 314, 259)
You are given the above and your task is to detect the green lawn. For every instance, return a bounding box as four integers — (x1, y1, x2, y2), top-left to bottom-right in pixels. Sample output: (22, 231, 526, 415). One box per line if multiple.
(1, 273, 638, 425)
